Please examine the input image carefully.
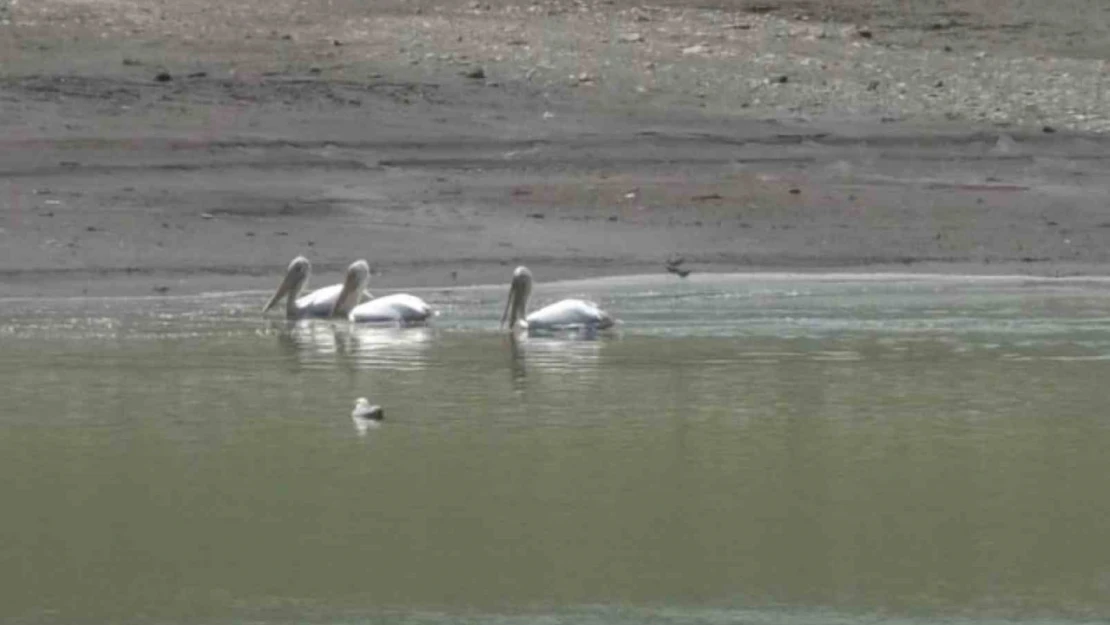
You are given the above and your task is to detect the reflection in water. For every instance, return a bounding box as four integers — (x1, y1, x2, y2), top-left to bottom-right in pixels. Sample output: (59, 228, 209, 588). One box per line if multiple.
(272, 320, 434, 371)
(508, 332, 527, 389)
(351, 414, 382, 436)
(506, 331, 608, 391)
(273, 319, 339, 361)
(346, 325, 433, 371)
(6, 277, 1110, 623)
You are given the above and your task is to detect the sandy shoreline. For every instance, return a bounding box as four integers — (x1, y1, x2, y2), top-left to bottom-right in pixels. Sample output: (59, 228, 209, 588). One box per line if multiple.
(3, 0, 1110, 298)
(12, 265, 1110, 306)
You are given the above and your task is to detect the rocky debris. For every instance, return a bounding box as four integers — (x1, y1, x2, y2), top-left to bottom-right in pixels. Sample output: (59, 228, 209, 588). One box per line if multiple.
(15, 0, 1110, 133)
(572, 72, 596, 85)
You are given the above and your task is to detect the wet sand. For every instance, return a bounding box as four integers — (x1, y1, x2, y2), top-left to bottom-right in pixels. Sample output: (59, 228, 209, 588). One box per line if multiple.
(3, 0, 1110, 298)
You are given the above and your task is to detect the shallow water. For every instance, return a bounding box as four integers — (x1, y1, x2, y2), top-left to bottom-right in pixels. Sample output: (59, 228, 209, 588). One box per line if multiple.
(3, 274, 1110, 624)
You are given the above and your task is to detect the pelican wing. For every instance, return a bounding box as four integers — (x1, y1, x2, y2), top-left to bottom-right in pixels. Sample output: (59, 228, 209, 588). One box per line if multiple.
(525, 298, 613, 329)
(349, 293, 433, 324)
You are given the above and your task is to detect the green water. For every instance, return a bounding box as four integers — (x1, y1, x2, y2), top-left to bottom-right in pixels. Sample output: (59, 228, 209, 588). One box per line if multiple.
(3, 274, 1110, 624)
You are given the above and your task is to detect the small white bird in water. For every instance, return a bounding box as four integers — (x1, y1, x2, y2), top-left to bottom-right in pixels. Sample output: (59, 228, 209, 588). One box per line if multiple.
(352, 397, 384, 421)
(351, 397, 384, 434)
(500, 266, 615, 332)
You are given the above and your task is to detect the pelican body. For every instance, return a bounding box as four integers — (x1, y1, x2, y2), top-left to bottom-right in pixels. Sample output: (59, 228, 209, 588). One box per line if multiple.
(349, 293, 433, 324)
(500, 266, 614, 332)
(263, 256, 369, 319)
(339, 260, 434, 325)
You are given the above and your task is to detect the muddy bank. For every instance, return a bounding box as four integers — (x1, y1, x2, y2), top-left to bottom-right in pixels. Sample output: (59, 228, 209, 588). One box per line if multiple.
(2, 0, 1110, 298)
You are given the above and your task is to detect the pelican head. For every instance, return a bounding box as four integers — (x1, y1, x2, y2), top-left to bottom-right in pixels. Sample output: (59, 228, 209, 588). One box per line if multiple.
(331, 260, 371, 317)
(352, 397, 384, 421)
(263, 255, 311, 314)
(501, 265, 534, 330)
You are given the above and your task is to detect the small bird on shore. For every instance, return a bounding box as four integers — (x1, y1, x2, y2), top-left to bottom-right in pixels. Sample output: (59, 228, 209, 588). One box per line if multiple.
(665, 255, 692, 278)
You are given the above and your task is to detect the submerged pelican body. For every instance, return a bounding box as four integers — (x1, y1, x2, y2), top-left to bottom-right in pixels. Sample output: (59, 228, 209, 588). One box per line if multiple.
(500, 266, 615, 332)
(263, 256, 369, 319)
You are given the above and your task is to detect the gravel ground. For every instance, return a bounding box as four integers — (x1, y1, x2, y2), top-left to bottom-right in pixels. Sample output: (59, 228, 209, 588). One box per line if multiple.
(2, 0, 1110, 297)
(6, 0, 1108, 131)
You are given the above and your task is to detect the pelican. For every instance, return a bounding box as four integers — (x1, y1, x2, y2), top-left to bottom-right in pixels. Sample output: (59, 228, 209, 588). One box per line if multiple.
(263, 256, 369, 319)
(500, 266, 615, 332)
(340, 260, 434, 325)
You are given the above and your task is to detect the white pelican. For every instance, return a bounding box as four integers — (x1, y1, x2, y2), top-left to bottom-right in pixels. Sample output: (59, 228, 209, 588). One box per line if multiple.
(263, 256, 369, 319)
(341, 260, 434, 325)
(500, 266, 615, 332)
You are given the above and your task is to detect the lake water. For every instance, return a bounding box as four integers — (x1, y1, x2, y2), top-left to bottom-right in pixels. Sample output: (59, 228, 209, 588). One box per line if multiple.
(3, 273, 1110, 625)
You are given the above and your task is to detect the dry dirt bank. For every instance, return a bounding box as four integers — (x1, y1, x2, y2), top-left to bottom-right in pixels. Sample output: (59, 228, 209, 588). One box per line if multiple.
(2, 0, 1110, 297)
